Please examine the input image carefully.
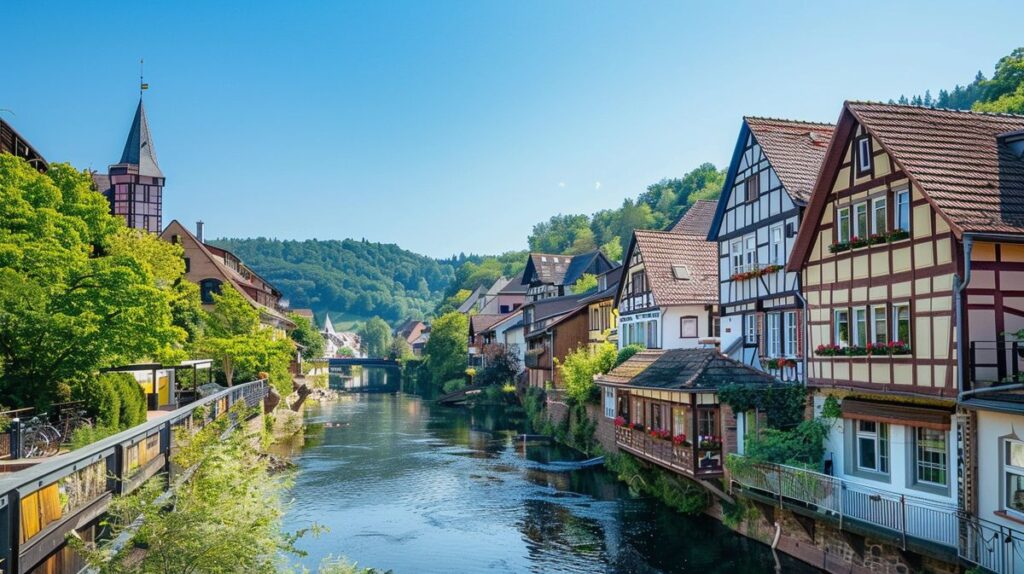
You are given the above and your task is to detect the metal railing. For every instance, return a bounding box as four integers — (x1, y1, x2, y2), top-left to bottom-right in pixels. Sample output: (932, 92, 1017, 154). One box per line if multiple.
(959, 512, 1024, 573)
(730, 458, 958, 549)
(968, 340, 1022, 390)
(0, 379, 269, 574)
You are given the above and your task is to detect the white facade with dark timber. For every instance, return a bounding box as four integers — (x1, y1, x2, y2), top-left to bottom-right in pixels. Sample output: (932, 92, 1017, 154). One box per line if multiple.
(708, 117, 834, 382)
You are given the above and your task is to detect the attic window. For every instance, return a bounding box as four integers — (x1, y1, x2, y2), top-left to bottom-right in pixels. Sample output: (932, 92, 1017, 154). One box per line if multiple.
(672, 265, 691, 280)
(856, 136, 873, 175)
(541, 256, 547, 262)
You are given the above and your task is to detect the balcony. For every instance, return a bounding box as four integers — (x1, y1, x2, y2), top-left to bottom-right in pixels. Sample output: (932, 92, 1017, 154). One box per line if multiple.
(730, 458, 958, 549)
(967, 340, 1022, 392)
(615, 425, 722, 478)
(524, 347, 547, 370)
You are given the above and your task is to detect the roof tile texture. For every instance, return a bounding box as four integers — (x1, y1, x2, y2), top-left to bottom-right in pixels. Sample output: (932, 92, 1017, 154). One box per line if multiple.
(632, 230, 718, 306)
(745, 117, 835, 203)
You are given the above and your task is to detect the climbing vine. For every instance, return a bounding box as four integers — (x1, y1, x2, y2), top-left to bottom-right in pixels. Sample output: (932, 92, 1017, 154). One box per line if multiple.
(717, 383, 807, 429)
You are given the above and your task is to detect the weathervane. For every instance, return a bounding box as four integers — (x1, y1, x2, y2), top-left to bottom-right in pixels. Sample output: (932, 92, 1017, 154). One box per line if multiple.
(140, 58, 149, 96)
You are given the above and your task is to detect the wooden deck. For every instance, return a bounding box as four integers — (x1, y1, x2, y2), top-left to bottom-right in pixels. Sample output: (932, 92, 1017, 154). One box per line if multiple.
(615, 426, 722, 478)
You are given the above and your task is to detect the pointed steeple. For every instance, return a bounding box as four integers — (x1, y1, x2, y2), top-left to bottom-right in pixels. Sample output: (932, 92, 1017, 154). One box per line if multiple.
(324, 314, 336, 335)
(119, 99, 163, 177)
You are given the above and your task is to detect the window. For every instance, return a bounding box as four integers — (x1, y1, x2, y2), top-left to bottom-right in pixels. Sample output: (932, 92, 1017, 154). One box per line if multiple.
(871, 304, 887, 345)
(852, 307, 867, 347)
(914, 428, 947, 486)
(698, 409, 718, 438)
(604, 388, 616, 419)
(766, 313, 781, 356)
(837, 207, 851, 243)
(183, 257, 191, 273)
(199, 278, 223, 304)
(650, 403, 663, 430)
(1004, 440, 1024, 516)
(672, 407, 690, 437)
(893, 303, 911, 343)
(784, 312, 797, 357)
(872, 197, 888, 235)
(857, 136, 873, 174)
(744, 235, 757, 270)
(647, 320, 660, 349)
(680, 316, 698, 338)
(834, 309, 850, 347)
(712, 316, 721, 338)
(744, 314, 757, 345)
(770, 225, 784, 265)
(853, 203, 868, 239)
(731, 239, 744, 274)
(895, 188, 911, 232)
(631, 271, 646, 294)
(745, 175, 759, 203)
(856, 420, 889, 473)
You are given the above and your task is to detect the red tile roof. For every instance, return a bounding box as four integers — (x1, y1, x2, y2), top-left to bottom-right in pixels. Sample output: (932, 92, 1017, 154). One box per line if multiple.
(845, 102, 1024, 235)
(670, 200, 718, 235)
(744, 117, 835, 203)
(469, 314, 506, 335)
(632, 230, 718, 306)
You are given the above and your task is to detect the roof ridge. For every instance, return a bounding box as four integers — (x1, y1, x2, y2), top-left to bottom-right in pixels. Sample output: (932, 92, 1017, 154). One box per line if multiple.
(846, 100, 1024, 120)
(744, 116, 835, 128)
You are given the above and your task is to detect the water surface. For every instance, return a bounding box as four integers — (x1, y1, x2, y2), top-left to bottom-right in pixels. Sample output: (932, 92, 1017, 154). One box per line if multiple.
(283, 393, 816, 573)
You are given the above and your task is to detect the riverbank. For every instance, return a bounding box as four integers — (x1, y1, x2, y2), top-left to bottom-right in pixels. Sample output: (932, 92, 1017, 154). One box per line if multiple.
(281, 393, 816, 573)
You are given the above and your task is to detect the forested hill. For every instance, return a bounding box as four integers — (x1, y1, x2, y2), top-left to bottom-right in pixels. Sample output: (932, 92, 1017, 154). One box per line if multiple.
(210, 237, 456, 323)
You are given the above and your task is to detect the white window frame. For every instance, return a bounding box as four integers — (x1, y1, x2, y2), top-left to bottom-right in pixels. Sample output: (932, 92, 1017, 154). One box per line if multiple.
(837, 207, 851, 243)
(784, 311, 797, 357)
(834, 309, 850, 348)
(604, 387, 616, 419)
(871, 304, 888, 345)
(680, 316, 698, 339)
(856, 420, 889, 474)
(872, 196, 888, 235)
(745, 314, 757, 345)
(893, 303, 911, 344)
(913, 427, 948, 487)
(895, 188, 911, 232)
(731, 239, 744, 274)
(1004, 439, 1024, 518)
(744, 234, 757, 270)
(857, 137, 873, 173)
(770, 224, 784, 265)
(853, 203, 868, 240)
(852, 307, 868, 348)
(766, 313, 781, 357)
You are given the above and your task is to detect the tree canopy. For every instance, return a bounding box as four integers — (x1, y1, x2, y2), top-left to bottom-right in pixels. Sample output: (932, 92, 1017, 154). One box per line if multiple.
(422, 311, 468, 388)
(358, 317, 393, 358)
(289, 312, 325, 360)
(891, 46, 1024, 114)
(0, 157, 186, 407)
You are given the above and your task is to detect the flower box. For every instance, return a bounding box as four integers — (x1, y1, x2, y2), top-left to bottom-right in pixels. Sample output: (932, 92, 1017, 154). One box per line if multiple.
(888, 229, 910, 242)
(815, 344, 842, 356)
(672, 434, 688, 446)
(849, 236, 870, 249)
(649, 428, 671, 440)
(614, 416, 626, 427)
(868, 233, 887, 245)
(764, 357, 798, 369)
(828, 241, 851, 253)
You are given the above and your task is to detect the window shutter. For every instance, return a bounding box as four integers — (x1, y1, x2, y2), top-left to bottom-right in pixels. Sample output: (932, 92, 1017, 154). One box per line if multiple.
(757, 312, 766, 356)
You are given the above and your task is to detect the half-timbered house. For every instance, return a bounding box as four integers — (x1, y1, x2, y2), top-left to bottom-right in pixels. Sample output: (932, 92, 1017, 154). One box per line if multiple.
(521, 250, 614, 302)
(708, 118, 833, 383)
(787, 102, 1012, 520)
(615, 226, 718, 351)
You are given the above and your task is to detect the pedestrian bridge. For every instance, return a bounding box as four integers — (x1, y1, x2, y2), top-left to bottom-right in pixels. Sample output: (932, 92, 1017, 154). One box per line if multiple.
(326, 357, 401, 369)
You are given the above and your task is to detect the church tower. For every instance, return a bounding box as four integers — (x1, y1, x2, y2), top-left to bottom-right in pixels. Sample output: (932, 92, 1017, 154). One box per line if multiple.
(95, 99, 165, 232)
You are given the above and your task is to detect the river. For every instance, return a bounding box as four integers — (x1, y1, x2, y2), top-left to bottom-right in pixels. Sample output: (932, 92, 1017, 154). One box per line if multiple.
(281, 393, 818, 573)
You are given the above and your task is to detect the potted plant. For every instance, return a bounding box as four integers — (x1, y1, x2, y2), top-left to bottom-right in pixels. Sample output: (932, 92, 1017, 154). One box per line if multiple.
(672, 434, 688, 446)
(614, 416, 626, 428)
(828, 241, 851, 253)
(815, 344, 842, 356)
(850, 235, 869, 249)
(869, 233, 887, 245)
(888, 341, 912, 355)
(887, 229, 910, 242)
(846, 345, 868, 356)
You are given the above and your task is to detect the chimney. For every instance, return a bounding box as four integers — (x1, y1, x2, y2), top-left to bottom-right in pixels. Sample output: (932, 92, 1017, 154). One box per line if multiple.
(196, 220, 205, 244)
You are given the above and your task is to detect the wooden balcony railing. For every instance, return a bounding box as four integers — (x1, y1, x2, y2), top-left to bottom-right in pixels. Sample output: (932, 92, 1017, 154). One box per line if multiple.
(615, 426, 717, 477)
(968, 340, 1022, 391)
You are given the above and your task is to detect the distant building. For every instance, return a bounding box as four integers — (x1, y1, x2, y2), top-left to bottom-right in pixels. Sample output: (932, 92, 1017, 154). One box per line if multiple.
(322, 315, 362, 358)
(521, 250, 614, 302)
(92, 100, 165, 233)
(0, 118, 48, 172)
(477, 275, 527, 314)
(395, 319, 428, 356)
(161, 220, 295, 335)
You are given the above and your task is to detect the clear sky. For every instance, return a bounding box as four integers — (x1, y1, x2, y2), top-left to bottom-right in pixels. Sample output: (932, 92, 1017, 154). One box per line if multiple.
(5, 1, 1022, 258)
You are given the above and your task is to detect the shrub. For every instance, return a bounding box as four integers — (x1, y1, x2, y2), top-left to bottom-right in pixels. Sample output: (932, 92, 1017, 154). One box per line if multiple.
(442, 379, 466, 394)
(68, 423, 120, 450)
(72, 372, 146, 430)
(615, 344, 645, 367)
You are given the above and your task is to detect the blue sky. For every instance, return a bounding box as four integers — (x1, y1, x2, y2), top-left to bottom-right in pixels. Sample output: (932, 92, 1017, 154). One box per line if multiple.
(4, 1, 1022, 258)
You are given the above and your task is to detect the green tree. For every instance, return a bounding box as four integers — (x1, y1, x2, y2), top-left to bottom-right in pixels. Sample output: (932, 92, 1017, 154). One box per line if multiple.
(389, 337, 414, 360)
(528, 213, 593, 254)
(289, 312, 325, 360)
(200, 288, 293, 391)
(0, 158, 184, 407)
(600, 238, 623, 263)
(558, 342, 618, 403)
(569, 273, 598, 294)
(358, 317, 392, 358)
(423, 311, 468, 388)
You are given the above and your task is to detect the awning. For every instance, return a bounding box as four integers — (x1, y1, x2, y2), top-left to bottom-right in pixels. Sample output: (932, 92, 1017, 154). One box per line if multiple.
(841, 399, 952, 431)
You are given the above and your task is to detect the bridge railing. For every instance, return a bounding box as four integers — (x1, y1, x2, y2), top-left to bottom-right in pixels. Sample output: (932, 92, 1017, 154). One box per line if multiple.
(0, 379, 269, 574)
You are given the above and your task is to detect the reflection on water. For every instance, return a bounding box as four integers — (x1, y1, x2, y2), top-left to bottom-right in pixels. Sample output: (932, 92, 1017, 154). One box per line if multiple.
(283, 393, 817, 573)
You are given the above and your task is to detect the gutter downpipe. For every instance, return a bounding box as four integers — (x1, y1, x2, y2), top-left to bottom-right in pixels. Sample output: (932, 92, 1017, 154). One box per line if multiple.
(955, 235, 974, 403)
(795, 290, 810, 387)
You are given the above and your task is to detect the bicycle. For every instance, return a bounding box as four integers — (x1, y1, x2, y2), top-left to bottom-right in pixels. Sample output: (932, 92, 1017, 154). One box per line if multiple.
(56, 409, 93, 443)
(21, 414, 60, 457)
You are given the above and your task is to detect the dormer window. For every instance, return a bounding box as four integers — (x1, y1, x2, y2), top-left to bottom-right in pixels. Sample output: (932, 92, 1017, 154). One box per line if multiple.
(856, 136, 873, 175)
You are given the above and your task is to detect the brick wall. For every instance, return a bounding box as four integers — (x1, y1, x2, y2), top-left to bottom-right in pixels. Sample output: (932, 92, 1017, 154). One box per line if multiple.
(587, 403, 619, 454)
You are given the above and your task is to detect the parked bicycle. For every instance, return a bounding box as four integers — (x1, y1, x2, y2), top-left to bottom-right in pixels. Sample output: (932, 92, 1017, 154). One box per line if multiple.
(21, 413, 61, 458)
(56, 409, 92, 442)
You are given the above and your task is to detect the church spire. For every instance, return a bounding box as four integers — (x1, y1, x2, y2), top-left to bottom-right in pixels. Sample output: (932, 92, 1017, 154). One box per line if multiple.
(118, 99, 163, 178)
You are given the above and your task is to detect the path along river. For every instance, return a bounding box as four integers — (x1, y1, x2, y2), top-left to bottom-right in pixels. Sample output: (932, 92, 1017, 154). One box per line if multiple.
(281, 393, 818, 573)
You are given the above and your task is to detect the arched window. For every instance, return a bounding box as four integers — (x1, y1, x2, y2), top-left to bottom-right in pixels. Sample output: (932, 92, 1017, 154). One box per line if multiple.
(199, 278, 223, 304)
